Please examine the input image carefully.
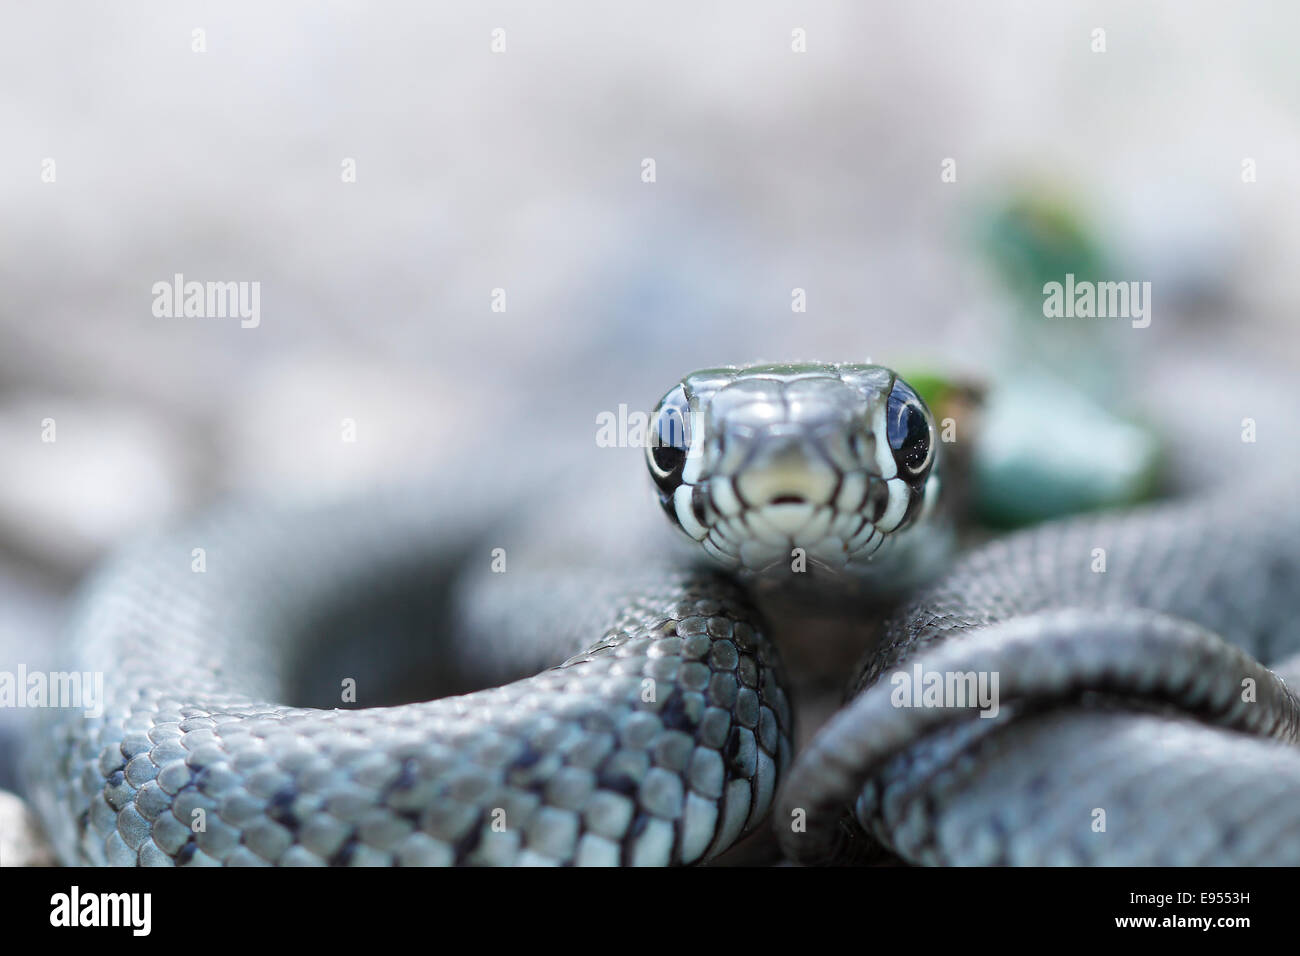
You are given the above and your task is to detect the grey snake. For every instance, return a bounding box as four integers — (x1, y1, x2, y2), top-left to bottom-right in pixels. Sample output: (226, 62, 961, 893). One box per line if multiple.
(22, 362, 1300, 865)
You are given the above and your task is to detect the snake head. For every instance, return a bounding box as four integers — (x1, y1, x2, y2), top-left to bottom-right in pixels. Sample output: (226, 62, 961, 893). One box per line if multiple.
(647, 363, 939, 573)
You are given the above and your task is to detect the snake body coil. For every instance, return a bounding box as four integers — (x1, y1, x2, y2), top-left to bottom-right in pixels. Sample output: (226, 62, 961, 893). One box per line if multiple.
(28, 501, 792, 865)
(24, 362, 1300, 865)
(782, 482, 1300, 864)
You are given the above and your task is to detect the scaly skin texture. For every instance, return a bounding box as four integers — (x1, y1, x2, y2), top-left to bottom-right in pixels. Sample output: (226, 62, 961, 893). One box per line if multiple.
(28, 362, 1299, 866)
(26, 493, 791, 866)
(778, 483, 1300, 865)
(29, 362, 918, 867)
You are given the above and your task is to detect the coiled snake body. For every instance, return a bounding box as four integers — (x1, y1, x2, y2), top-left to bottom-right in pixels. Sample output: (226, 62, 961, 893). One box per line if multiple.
(24, 363, 1300, 865)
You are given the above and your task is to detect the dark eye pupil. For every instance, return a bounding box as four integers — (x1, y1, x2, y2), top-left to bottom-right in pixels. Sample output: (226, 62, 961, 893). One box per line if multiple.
(651, 442, 686, 477)
(886, 381, 931, 474)
(647, 385, 692, 492)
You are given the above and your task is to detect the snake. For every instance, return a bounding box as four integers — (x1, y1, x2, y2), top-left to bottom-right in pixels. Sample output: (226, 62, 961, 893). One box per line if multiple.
(20, 361, 1300, 865)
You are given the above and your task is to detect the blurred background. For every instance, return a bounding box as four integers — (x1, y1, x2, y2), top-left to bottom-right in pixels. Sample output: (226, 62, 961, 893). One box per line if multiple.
(2, 1, 1299, 795)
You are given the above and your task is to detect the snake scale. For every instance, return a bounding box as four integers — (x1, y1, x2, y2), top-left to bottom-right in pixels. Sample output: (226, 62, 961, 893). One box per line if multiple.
(22, 362, 1300, 865)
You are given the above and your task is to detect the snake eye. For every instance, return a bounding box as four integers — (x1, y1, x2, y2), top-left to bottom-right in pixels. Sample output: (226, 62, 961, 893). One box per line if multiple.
(886, 379, 934, 477)
(647, 385, 692, 492)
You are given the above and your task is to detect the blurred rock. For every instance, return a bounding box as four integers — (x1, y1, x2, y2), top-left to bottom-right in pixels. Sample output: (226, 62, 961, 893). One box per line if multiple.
(0, 397, 195, 575)
(973, 376, 1162, 527)
(217, 354, 493, 501)
(1111, 181, 1241, 316)
(0, 789, 54, 866)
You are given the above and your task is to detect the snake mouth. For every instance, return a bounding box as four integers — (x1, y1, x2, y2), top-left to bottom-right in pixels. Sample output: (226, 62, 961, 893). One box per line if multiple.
(661, 461, 918, 574)
(684, 483, 892, 573)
